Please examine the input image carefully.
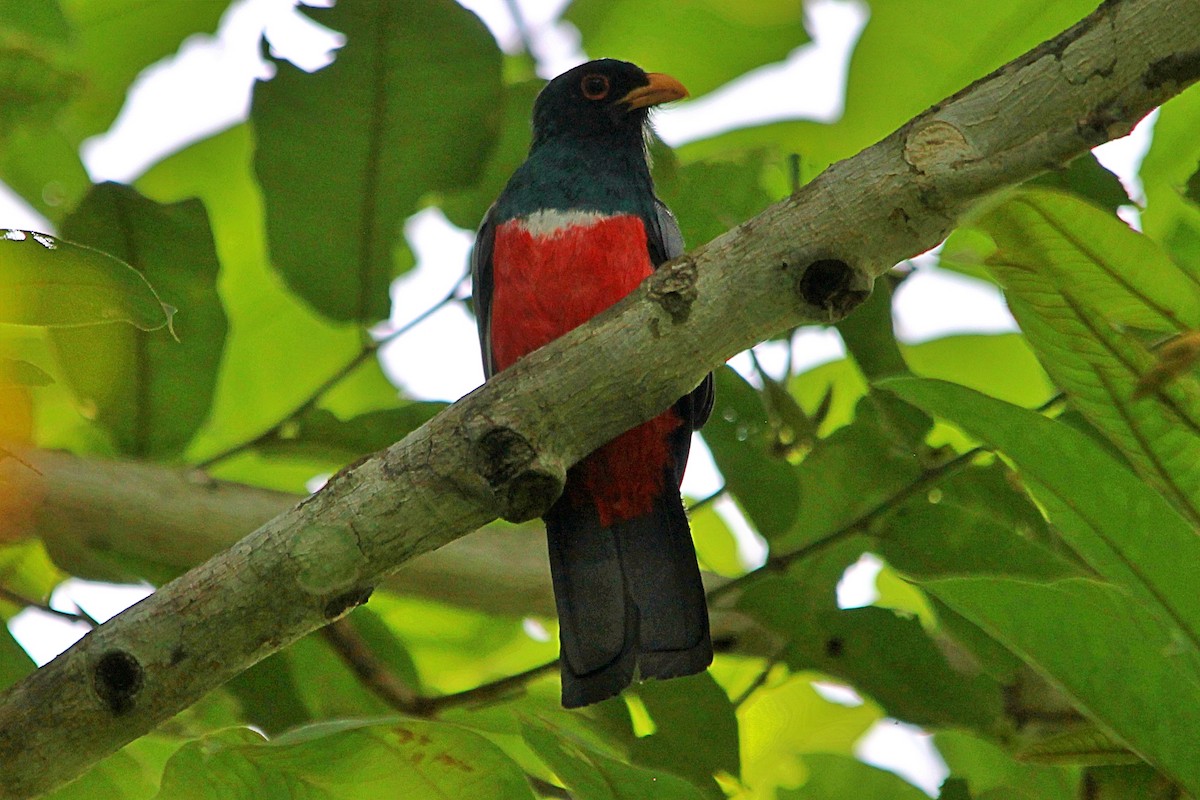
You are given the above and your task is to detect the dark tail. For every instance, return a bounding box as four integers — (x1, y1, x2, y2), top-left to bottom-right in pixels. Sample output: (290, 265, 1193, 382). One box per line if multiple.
(544, 483, 712, 708)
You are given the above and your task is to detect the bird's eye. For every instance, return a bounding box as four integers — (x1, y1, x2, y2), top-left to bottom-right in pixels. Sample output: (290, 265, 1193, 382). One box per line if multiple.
(580, 74, 610, 100)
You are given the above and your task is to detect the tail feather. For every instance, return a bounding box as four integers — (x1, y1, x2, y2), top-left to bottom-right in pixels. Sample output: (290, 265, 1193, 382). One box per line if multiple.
(545, 482, 712, 708)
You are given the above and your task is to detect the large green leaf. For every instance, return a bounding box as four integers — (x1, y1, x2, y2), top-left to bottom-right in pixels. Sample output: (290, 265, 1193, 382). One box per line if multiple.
(925, 576, 1200, 796)
(522, 718, 707, 800)
(877, 461, 1079, 582)
(1027, 153, 1131, 215)
(0, 1, 225, 220)
(738, 673, 881, 796)
(564, 0, 809, 98)
(742, 576, 1006, 732)
(836, 276, 908, 381)
(439, 79, 541, 232)
(0, 0, 71, 42)
(56, 0, 228, 142)
(970, 188, 1200, 523)
(978, 189, 1200, 331)
(884, 378, 1200, 644)
(779, 753, 929, 800)
(0, 228, 171, 330)
(0, 357, 52, 387)
(903, 332, 1054, 408)
(46, 734, 186, 800)
(50, 183, 225, 458)
(0, 624, 33, 692)
(936, 729, 1079, 800)
(0, 41, 80, 137)
(680, 0, 1097, 169)
(652, 147, 774, 248)
(155, 719, 535, 800)
(252, 0, 502, 323)
(1140, 83, 1200, 275)
(625, 673, 739, 797)
(702, 366, 801, 539)
(135, 125, 365, 468)
(779, 392, 926, 550)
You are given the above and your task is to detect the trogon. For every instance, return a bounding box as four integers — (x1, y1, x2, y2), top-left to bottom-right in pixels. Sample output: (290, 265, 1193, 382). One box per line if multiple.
(471, 59, 715, 708)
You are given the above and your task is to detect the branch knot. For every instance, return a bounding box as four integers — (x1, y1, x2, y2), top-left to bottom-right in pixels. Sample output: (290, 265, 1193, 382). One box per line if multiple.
(474, 427, 565, 523)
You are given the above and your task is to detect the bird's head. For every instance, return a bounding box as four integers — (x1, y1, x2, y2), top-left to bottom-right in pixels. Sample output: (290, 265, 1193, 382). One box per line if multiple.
(530, 59, 688, 149)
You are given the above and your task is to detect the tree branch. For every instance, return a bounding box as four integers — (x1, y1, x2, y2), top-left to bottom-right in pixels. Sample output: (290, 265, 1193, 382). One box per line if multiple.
(2, 1, 1197, 795)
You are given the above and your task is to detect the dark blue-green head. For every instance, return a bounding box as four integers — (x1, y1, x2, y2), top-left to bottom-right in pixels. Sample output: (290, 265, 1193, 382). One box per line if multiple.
(530, 59, 688, 152)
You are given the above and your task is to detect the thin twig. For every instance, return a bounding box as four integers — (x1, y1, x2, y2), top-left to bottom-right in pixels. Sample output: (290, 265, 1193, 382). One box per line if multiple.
(422, 659, 559, 715)
(731, 640, 792, 708)
(195, 275, 466, 470)
(707, 445, 983, 604)
(686, 486, 726, 514)
(321, 619, 432, 715)
(502, 0, 537, 56)
(0, 586, 94, 627)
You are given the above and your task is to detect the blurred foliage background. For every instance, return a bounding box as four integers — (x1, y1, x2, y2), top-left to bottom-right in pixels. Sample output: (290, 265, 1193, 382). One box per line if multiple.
(2, 0, 1200, 797)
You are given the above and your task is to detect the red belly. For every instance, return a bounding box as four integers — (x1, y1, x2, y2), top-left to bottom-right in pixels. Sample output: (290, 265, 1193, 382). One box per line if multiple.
(490, 214, 681, 525)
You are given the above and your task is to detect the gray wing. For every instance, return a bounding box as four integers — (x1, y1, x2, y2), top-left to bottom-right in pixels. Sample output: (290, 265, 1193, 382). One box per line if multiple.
(651, 199, 714, 431)
(470, 205, 498, 379)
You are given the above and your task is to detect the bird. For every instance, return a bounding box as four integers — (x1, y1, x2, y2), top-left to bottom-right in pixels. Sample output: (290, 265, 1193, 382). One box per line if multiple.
(471, 59, 714, 708)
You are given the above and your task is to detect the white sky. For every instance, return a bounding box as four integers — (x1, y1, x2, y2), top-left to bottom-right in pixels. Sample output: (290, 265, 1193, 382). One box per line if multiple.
(1, 1, 1157, 793)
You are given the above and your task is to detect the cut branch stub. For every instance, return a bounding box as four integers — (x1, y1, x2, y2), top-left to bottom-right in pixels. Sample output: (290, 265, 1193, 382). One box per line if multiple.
(796, 258, 872, 320)
(474, 426, 566, 523)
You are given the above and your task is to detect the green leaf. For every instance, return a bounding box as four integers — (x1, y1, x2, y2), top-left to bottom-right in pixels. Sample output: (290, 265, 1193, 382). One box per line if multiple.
(743, 576, 1006, 731)
(252, 0, 502, 322)
(780, 392, 926, 550)
(0, 229, 172, 330)
(679, 0, 1096, 169)
(883, 378, 1200, 643)
(977, 188, 1200, 331)
(702, 366, 801, 538)
(1186, 162, 1200, 207)
(522, 718, 707, 800)
(924, 576, 1200, 796)
(739, 673, 881, 795)
(970, 188, 1200, 522)
(258, 402, 446, 463)
(0, 624, 33, 692)
(688, 502, 744, 577)
(0, 540, 67, 616)
(0, 357, 52, 387)
(0, 42, 81, 137)
(564, 0, 809, 98)
(134, 124, 365, 465)
(1080, 765, 1181, 800)
(878, 462, 1080, 583)
(936, 729, 1079, 800)
(439, 79, 541, 232)
(50, 183, 226, 458)
(779, 753, 929, 800)
(836, 276, 908, 381)
(1017, 726, 1142, 766)
(787, 356, 868, 437)
(1028, 152, 1131, 215)
(0, 122, 90, 225)
(156, 719, 535, 800)
(0, 0, 71, 42)
(903, 332, 1055, 409)
(652, 148, 774, 248)
(625, 673, 738, 797)
(57, 0, 228, 142)
(1140, 79, 1200, 276)
(46, 734, 185, 800)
